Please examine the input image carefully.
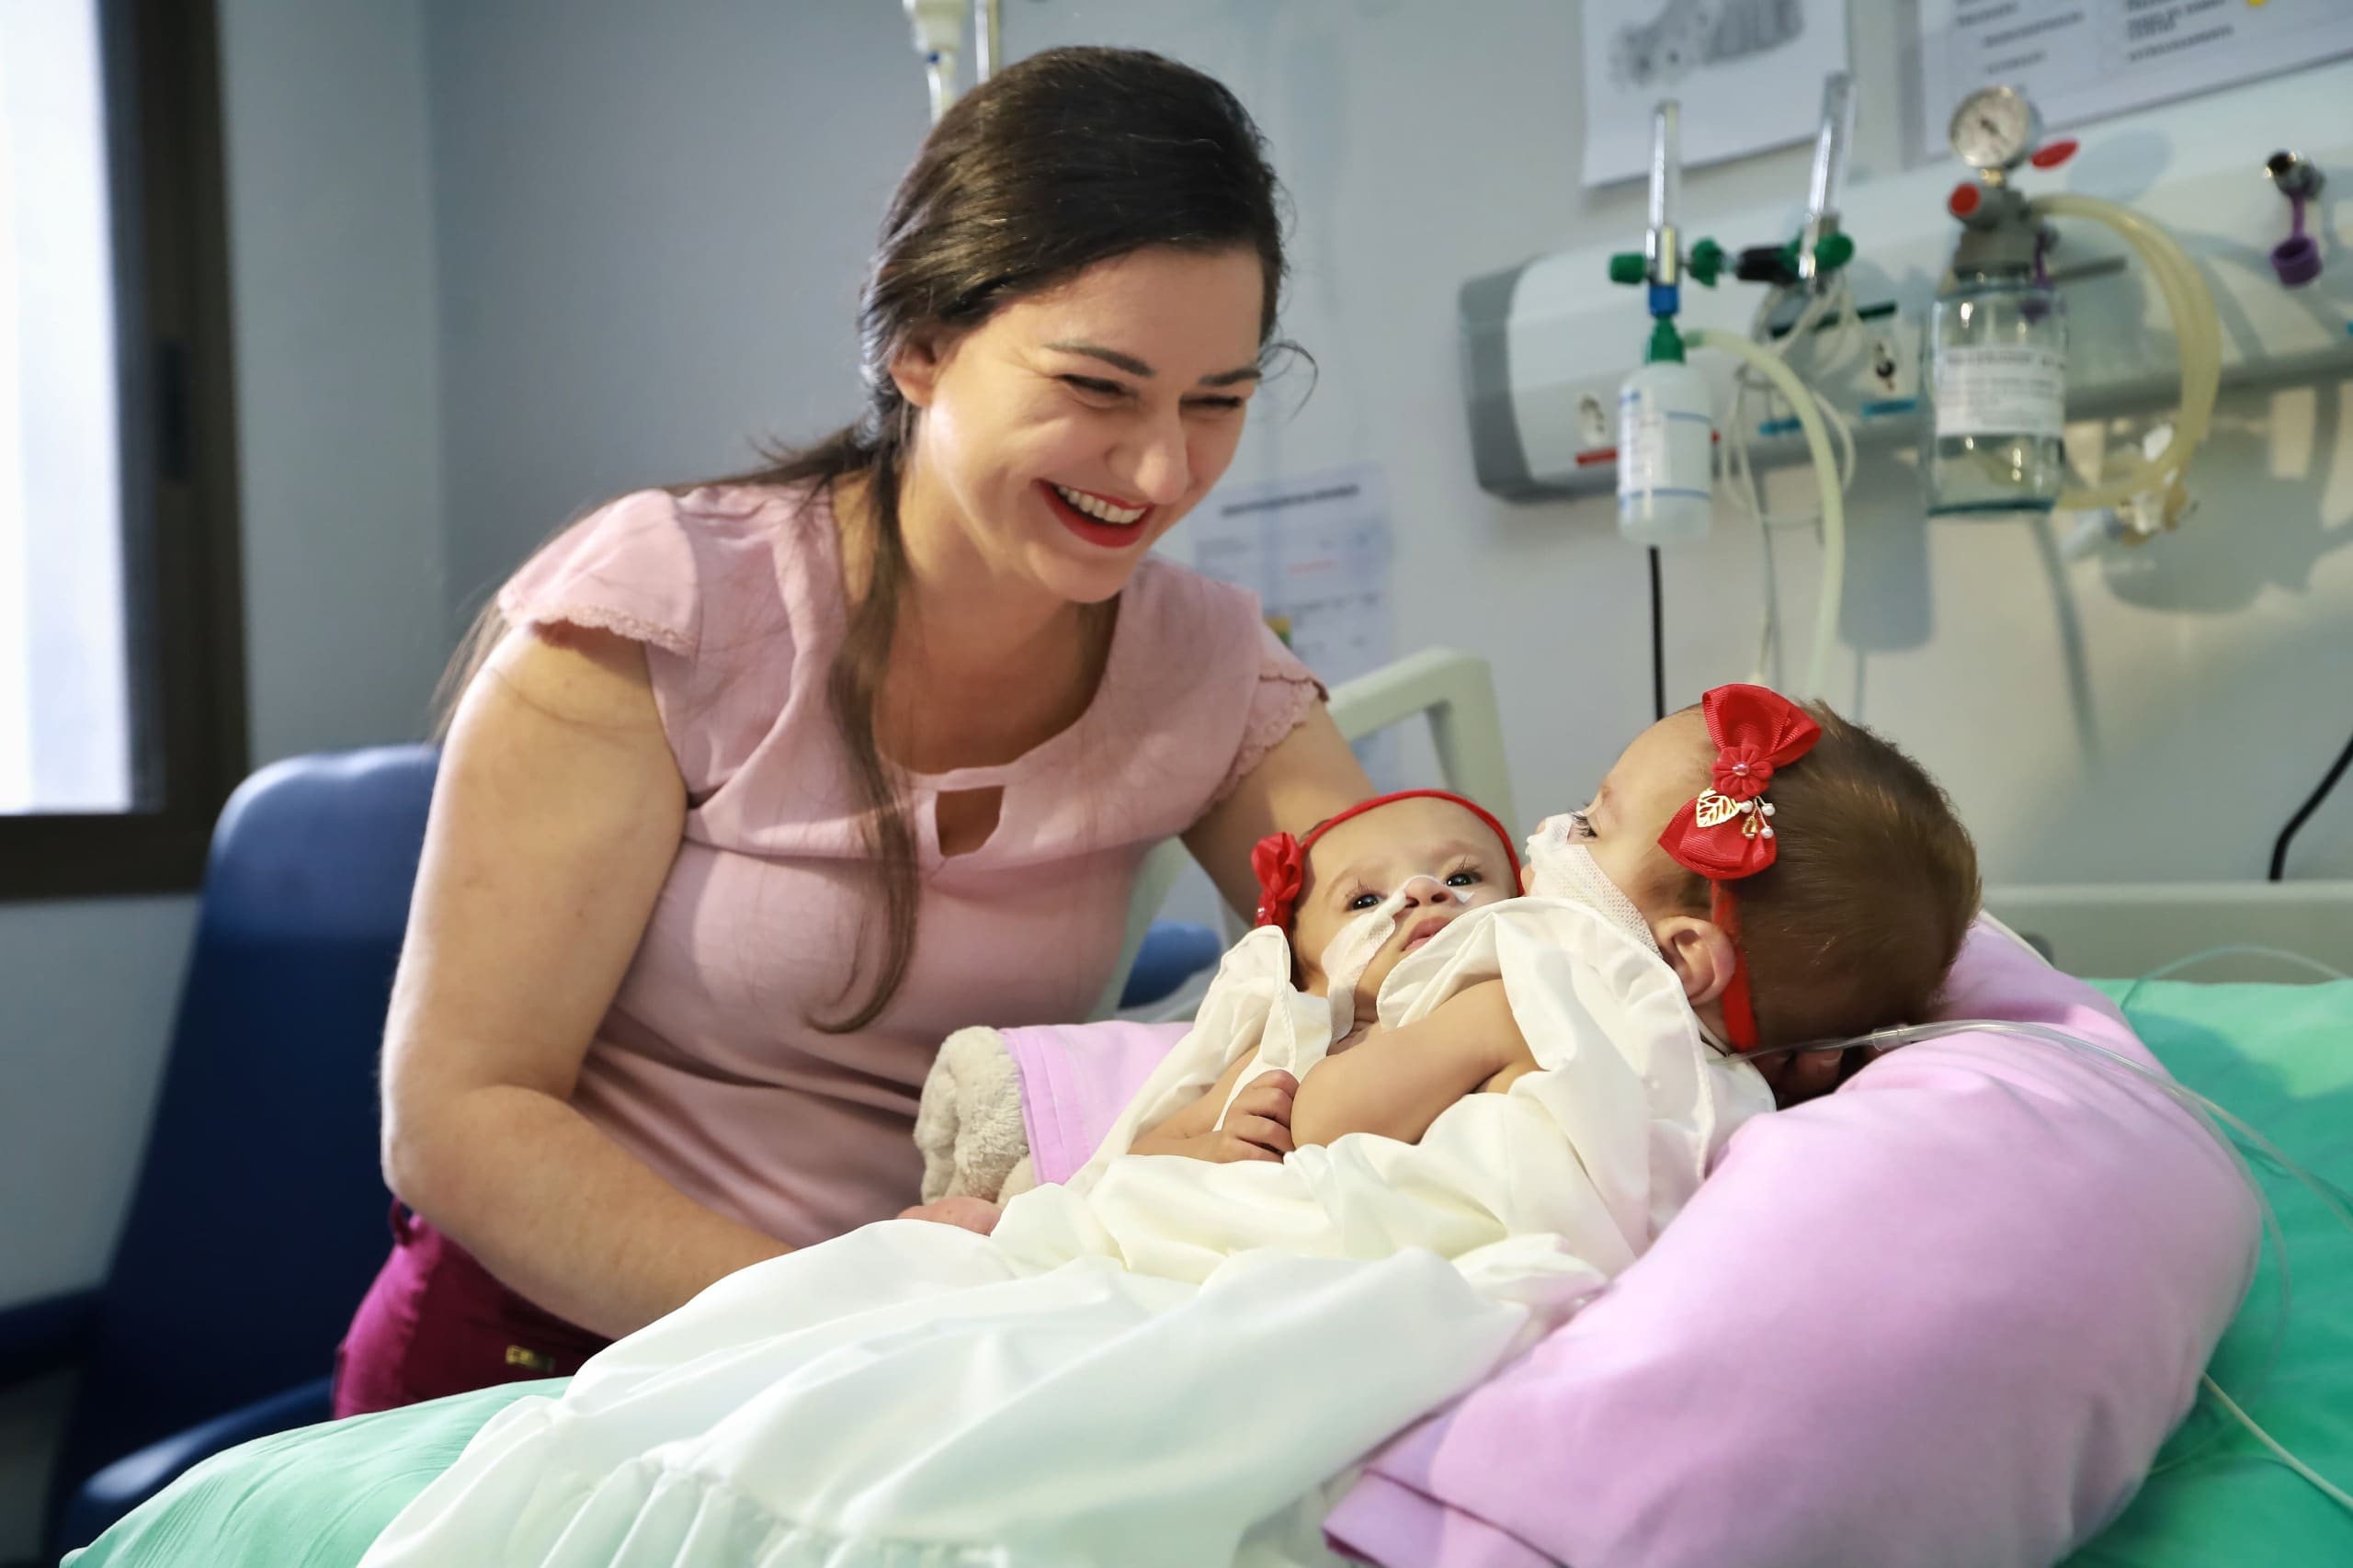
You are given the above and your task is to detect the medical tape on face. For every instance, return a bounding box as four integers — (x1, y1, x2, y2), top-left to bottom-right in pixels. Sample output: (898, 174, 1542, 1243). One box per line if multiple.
(1317, 875, 1468, 1045)
(1219, 873, 1481, 1127)
(1524, 817, 1747, 1056)
(1526, 815, 1663, 959)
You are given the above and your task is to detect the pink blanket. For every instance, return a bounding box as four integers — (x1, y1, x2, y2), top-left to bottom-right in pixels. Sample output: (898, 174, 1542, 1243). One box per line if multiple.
(998, 925, 2256, 1567)
(1002, 1018, 1186, 1186)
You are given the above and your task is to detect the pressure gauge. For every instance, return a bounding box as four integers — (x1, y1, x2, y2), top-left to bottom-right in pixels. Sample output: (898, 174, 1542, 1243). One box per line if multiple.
(1949, 85, 2040, 171)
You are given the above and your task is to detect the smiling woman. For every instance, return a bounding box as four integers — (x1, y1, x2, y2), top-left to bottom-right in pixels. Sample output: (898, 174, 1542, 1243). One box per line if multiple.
(337, 46, 1375, 1419)
(883, 244, 1268, 610)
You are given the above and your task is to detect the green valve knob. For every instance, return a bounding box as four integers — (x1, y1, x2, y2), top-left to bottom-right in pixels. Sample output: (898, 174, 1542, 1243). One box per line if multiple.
(1608, 252, 1648, 286)
(1813, 232, 1856, 271)
(1687, 238, 1723, 286)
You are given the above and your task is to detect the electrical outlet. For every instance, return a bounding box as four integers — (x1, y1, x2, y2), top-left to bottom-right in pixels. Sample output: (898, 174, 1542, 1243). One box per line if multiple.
(1576, 392, 1609, 449)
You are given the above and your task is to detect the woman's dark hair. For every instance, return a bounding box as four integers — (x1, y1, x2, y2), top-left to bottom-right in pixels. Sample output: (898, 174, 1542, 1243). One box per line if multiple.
(625, 47, 1287, 1031)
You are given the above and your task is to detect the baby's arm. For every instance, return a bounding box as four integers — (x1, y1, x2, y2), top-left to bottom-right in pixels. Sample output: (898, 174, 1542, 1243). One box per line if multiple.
(1131, 1051, 1296, 1163)
(1291, 979, 1534, 1147)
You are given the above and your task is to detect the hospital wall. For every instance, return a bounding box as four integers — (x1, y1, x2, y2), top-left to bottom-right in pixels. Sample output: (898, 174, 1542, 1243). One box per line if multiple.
(3, 0, 2348, 1547)
(1008, 0, 2353, 892)
(426, 0, 2353, 898)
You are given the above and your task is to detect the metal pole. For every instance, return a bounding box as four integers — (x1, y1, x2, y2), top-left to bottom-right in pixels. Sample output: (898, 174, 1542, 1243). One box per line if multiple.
(973, 0, 999, 83)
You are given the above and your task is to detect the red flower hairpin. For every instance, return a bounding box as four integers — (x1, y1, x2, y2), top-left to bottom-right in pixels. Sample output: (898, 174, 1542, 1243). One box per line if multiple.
(1252, 833, 1308, 928)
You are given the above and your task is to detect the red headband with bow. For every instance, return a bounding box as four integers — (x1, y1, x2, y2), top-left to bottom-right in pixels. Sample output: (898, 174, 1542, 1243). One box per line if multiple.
(1656, 684, 1822, 1051)
(1253, 789, 1521, 931)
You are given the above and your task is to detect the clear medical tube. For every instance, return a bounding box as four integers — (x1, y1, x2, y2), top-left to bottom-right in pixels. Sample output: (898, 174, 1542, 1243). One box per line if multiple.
(1806, 74, 1854, 218)
(904, 0, 963, 123)
(1648, 101, 1681, 287)
(1681, 327, 1847, 699)
(972, 0, 999, 84)
(1802, 74, 1856, 283)
(2027, 193, 2222, 512)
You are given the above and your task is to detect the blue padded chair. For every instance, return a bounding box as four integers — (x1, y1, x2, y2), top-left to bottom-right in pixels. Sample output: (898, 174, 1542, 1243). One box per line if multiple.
(0, 746, 437, 1560)
(1117, 920, 1220, 1008)
(0, 743, 1222, 1558)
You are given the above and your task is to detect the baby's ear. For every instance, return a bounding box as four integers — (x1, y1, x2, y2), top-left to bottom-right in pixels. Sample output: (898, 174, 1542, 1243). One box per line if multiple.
(1654, 915, 1739, 1006)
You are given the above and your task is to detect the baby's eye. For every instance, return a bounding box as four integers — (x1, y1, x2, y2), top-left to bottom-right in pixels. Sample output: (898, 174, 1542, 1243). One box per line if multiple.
(1347, 892, 1381, 911)
(1567, 808, 1596, 841)
(1445, 869, 1481, 888)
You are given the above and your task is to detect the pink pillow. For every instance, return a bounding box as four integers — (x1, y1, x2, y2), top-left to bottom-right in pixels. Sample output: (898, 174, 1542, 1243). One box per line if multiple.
(1323, 923, 2259, 1566)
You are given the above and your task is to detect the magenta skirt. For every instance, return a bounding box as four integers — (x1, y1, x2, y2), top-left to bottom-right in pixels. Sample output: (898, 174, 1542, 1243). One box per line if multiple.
(332, 1201, 610, 1418)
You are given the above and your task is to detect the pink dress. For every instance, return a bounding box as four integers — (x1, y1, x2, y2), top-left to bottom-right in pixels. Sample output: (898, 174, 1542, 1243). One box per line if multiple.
(334, 483, 1321, 1415)
(493, 481, 1319, 1247)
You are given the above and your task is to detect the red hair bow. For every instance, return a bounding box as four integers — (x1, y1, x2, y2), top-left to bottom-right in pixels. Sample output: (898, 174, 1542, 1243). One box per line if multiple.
(1658, 685, 1821, 882)
(1252, 833, 1309, 928)
(1657, 685, 1820, 1054)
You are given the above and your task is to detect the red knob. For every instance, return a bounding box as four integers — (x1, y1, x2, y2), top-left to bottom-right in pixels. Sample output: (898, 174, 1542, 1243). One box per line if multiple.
(2030, 138, 2079, 169)
(1949, 181, 1982, 218)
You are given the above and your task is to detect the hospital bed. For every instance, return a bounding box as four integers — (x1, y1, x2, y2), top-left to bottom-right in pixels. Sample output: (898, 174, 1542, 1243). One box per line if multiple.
(10, 650, 2350, 1565)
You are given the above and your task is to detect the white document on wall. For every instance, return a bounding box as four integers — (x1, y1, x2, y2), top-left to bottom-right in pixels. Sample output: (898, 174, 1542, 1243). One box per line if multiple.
(1581, 0, 1852, 187)
(1919, 0, 2353, 154)
(1191, 463, 1397, 786)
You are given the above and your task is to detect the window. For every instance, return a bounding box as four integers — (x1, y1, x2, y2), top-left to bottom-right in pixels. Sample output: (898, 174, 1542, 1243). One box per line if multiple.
(0, 0, 244, 898)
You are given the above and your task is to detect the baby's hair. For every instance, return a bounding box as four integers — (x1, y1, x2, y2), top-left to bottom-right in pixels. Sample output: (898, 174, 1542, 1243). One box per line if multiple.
(1677, 703, 1981, 1051)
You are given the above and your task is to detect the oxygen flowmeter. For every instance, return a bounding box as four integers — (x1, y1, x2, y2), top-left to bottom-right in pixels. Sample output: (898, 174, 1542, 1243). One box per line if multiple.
(1926, 85, 2221, 524)
(1926, 85, 2076, 515)
(1608, 101, 1722, 546)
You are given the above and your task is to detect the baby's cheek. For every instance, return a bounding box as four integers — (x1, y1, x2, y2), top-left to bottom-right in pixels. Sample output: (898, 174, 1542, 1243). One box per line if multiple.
(1354, 948, 1400, 998)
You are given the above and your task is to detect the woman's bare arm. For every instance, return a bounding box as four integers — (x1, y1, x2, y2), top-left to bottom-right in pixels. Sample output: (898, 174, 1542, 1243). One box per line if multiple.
(381, 626, 787, 1338)
(1183, 704, 1371, 918)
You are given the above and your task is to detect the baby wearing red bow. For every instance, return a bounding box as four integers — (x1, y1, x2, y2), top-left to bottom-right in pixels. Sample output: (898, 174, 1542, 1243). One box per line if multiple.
(1283, 684, 1982, 1147)
(1127, 788, 1527, 1164)
(908, 686, 1981, 1233)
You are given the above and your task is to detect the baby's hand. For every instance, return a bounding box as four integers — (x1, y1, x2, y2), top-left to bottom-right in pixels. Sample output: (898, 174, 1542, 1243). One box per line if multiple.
(1149, 1069, 1296, 1164)
(1211, 1068, 1298, 1159)
(898, 1196, 1004, 1235)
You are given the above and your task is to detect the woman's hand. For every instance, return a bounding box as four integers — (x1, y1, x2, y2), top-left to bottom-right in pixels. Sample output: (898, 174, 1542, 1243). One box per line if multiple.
(899, 1196, 1004, 1234)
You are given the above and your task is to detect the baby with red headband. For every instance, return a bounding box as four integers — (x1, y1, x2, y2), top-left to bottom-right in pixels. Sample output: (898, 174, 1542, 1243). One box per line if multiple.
(1125, 789, 1526, 1163)
(1281, 683, 1982, 1147)
(913, 682, 1979, 1217)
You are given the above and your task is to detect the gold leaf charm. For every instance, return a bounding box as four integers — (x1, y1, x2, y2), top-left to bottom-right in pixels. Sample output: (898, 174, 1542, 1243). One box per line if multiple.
(1693, 790, 1745, 830)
